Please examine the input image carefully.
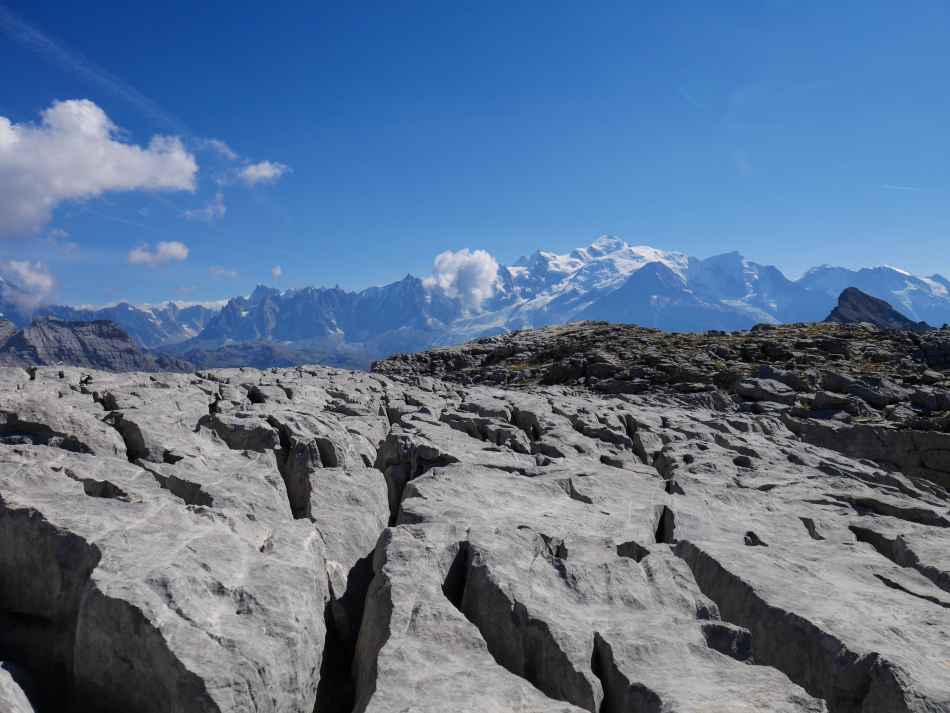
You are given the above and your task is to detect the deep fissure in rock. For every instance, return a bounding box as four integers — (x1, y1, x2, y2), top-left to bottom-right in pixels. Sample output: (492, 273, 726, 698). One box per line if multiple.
(440, 541, 600, 711)
(848, 496, 949, 528)
(800, 517, 825, 540)
(0, 609, 77, 712)
(873, 574, 950, 609)
(672, 540, 875, 713)
(616, 540, 650, 563)
(590, 632, 664, 713)
(654, 505, 675, 544)
(441, 542, 470, 610)
(851, 525, 950, 595)
(314, 600, 356, 713)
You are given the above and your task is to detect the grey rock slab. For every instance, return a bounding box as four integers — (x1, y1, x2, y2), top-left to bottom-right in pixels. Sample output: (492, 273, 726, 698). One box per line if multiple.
(730, 378, 798, 406)
(848, 516, 950, 594)
(0, 367, 29, 389)
(307, 467, 389, 642)
(375, 415, 536, 516)
(0, 395, 126, 457)
(0, 665, 33, 713)
(674, 535, 950, 712)
(136, 449, 293, 529)
(0, 444, 327, 713)
(782, 416, 950, 490)
(352, 524, 588, 713)
(394, 464, 824, 712)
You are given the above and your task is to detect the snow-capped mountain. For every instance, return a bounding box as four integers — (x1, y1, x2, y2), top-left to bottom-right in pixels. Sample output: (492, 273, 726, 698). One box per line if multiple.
(797, 264, 950, 326)
(5, 236, 949, 361)
(435, 236, 841, 344)
(168, 274, 466, 356)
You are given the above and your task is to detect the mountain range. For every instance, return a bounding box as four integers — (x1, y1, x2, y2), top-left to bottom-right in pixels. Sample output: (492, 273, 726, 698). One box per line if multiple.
(3, 236, 949, 360)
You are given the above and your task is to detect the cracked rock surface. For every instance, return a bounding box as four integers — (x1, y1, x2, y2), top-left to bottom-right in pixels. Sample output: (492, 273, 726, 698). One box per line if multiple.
(1, 321, 950, 712)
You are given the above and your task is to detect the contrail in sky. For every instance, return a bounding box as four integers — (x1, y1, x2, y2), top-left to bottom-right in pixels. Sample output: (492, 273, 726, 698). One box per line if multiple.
(0, 3, 190, 136)
(677, 88, 709, 113)
(882, 185, 937, 192)
(82, 209, 176, 237)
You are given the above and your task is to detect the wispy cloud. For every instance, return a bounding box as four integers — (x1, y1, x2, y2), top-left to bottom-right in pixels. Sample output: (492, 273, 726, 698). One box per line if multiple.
(196, 138, 238, 160)
(271, 265, 282, 280)
(184, 193, 226, 222)
(45, 228, 78, 255)
(0, 5, 190, 135)
(0, 259, 58, 315)
(883, 185, 938, 193)
(173, 284, 201, 295)
(211, 266, 239, 279)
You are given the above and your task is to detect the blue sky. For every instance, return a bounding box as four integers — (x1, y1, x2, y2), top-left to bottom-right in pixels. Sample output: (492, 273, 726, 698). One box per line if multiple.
(0, 0, 948, 308)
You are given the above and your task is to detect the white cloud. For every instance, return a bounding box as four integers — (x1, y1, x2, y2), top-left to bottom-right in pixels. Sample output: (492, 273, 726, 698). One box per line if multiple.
(211, 266, 239, 279)
(272, 265, 282, 280)
(45, 228, 78, 255)
(423, 248, 500, 312)
(184, 192, 226, 221)
(127, 240, 189, 267)
(197, 138, 238, 160)
(0, 99, 197, 237)
(239, 160, 290, 186)
(0, 260, 58, 316)
(173, 284, 201, 294)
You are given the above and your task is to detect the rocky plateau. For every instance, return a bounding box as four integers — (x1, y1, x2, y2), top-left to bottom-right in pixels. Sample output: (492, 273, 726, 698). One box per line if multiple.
(1, 318, 949, 712)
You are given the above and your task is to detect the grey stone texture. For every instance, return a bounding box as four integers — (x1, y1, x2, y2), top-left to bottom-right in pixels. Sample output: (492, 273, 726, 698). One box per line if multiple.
(0, 322, 949, 711)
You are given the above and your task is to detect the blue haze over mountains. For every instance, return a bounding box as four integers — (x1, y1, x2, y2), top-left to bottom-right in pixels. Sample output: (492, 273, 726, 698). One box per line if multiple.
(2, 236, 949, 360)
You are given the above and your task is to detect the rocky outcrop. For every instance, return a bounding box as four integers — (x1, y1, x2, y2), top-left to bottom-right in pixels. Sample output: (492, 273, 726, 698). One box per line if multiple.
(824, 287, 932, 331)
(0, 317, 193, 373)
(1, 321, 949, 711)
(374, 320, 950, 480)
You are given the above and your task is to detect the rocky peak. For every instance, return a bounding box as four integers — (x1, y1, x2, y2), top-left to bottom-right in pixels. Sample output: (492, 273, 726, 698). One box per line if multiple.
(248, 284, 281, 305)
(825, 287, 932, 331)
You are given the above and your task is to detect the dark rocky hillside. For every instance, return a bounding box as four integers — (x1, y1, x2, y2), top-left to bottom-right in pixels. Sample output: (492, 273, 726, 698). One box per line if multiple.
(825, 286, 933, 331)
(0, 317, 192, 373)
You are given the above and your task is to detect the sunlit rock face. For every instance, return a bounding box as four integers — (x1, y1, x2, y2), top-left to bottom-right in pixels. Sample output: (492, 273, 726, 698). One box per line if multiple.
(1, 319, 950, 712)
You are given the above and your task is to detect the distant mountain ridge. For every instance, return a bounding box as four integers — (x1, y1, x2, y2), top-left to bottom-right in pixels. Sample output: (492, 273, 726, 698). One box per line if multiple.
(3, 236, 949, 360)
(0, 317, 192, 372)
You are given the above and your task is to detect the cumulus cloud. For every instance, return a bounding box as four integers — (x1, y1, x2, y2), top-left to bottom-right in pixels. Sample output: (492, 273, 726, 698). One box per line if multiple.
(0, 259, 59, 317)
(211, 266, 239, 279)
(423, 248, 500, 312)
(184, 192, 226, 221)
(272, 265, 282, 280)
(239, 160, 290, 186)
(0, 99, 197, 237)
(127, 241, 189, 267)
